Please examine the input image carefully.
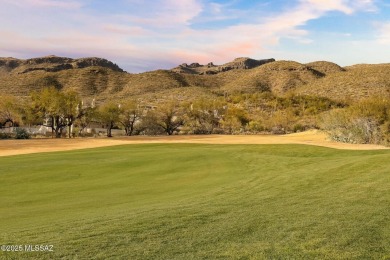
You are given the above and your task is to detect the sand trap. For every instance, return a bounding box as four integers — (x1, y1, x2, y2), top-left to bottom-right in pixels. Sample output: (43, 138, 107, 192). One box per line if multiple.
(0, 130, 388, 157)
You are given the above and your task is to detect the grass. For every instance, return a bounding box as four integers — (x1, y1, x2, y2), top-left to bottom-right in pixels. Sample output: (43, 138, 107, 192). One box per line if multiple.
(1, 144, 390, 259)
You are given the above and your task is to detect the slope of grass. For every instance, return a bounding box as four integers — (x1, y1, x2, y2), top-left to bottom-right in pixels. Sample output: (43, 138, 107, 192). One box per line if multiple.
(1, 144, 390, 259)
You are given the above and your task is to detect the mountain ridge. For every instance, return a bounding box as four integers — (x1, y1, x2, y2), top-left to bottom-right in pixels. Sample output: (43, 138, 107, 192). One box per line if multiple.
(0, 55, 125, 74)
(1, 55, 390, 104)
(171, 57, 276, 75)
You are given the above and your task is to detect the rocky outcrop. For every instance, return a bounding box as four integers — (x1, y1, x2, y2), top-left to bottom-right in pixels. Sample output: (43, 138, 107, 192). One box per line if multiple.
(0, 58, 23, 72)
(220, 58, 275, 71)
(0, 55, 125, 74)
(171, 57, 275, 75)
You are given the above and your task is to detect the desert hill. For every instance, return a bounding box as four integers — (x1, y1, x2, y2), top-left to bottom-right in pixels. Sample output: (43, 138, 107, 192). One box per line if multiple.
(1, 56, 390, 104)
(296, 63, 390, 101)
(171, 57, 275, 75)
(0, 55, 124, 74)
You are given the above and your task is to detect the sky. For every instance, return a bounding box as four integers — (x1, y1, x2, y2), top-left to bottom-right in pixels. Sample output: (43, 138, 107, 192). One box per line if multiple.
(1, 0, 390, 72)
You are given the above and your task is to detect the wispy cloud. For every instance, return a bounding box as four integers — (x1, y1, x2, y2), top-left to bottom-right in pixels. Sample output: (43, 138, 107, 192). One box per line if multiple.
(0, 0, 382, 72)
(122, 0, 203, 28)
(3, 0, 83, 9)
(375, 22, 390, 44)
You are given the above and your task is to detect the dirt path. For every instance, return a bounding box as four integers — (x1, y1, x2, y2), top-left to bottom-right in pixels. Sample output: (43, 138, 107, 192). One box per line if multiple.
(0, 130, 388, 157)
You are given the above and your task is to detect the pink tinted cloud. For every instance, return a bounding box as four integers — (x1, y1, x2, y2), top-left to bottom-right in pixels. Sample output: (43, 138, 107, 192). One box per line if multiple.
(300, 0, 353, 14)
(102, 24, 150, 36)
(122, 0, 203, 28)
(0, 0, 380, 71)
(162, 0, 377, 64)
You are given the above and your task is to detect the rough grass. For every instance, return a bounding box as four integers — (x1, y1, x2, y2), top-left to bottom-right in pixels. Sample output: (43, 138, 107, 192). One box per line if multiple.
(1, 144, 390, 259)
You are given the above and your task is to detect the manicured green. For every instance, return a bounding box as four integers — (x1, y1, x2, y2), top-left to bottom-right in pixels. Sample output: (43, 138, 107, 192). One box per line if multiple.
(1, 144, 390, 259)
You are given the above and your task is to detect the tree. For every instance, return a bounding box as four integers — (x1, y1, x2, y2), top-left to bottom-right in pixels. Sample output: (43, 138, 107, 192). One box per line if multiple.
(119, 99, 143, 136)
(185, 98, 225, 134)
(220, 105, 249, 134)
(30, 87, 81, 138)
(75, 104, 98, 136)
(98, 101, 121, 137)
(0, 95, 22, 128)
(62, 91, 82, 138)
(154, 101, 184, 135)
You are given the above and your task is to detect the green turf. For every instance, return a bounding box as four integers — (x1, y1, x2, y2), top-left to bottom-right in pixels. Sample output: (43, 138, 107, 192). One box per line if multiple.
(1, 144, 390, 259)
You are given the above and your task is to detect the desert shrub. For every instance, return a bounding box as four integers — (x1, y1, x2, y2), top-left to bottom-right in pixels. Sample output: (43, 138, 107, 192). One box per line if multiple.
(220, 106, 249, 134)
(248, 121, 264, 132)
(184, 98, 223, 134)
(265, 109, 297, 133)
(188, 122, 216, 134)
(349, 97, 390, 124)
(138, 112, 166, 135)
(271, 126, 286, 135)
(0, 132, 13, 139)
(15, 128, 30, 139)
(211, 128, 224, 134)
(220, 116, 242, 134)
(320, 105, 384, 144)
(278, 94, 344, 116)
(293, 123, 305, 133)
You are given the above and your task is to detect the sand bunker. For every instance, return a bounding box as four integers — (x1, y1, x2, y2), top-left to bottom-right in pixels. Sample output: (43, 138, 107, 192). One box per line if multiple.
(0, 130, 388, 157)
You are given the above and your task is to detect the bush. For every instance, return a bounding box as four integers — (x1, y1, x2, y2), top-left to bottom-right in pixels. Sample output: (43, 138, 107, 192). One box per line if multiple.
(248, 121, 264, 132)
(293, 123, 305, 133)
(320, 108, 383, 144)
(15, 128, 31, 139)
(0, 132, 13, 139)
(336, 97, 390, 144)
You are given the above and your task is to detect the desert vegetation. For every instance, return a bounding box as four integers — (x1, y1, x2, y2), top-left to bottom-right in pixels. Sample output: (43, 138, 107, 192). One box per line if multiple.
(320, 97, 390, 145)
(1, 89, 346, 139)
(1, 56, 390, 145)
(3, 88, 390, 146)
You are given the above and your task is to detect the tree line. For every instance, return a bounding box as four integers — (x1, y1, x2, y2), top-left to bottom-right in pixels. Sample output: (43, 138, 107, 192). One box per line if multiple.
(2, 86, 389, 145)
(1, 87, 228, 138)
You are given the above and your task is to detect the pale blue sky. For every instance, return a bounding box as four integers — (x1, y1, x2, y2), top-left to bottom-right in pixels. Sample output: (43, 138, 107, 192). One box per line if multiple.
(0, 0, 389, 72)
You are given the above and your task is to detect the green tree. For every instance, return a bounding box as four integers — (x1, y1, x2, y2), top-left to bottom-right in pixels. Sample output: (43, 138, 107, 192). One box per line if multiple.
(220, 105, 249, 134)
(0, 95, 23, 128)
(75, 104, 98, 136)
(62, 91, 82, 138)
(98, 101, 121, 137)
(155, 101, 184, 135)
(185, 98, 225, 134)
(119, 99, 143, 136)
(30, 87, 81, 138)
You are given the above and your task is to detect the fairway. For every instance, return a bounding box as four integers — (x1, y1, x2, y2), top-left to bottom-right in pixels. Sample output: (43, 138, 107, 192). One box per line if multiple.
(1, 144, 390, 259)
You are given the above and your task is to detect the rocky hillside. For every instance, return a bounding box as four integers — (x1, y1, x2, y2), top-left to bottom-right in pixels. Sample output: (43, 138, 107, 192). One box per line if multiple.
(1, 55, 390, 104)
(0, 55, 124, 74)
(171, 57, 275, 75)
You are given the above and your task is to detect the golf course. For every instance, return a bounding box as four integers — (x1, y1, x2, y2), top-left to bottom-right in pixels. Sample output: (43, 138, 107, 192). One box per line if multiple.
(1, 138, 390, 259)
